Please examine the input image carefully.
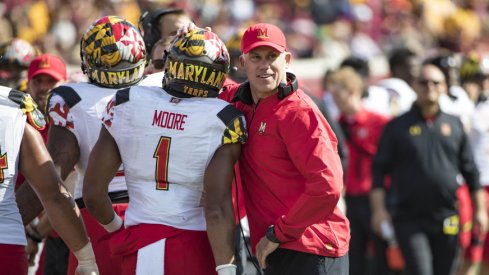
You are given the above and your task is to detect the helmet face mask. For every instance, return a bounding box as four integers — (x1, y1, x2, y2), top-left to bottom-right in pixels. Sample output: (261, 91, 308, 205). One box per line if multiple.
(80, 16, 147, 88)
(162, 28, 230, 98)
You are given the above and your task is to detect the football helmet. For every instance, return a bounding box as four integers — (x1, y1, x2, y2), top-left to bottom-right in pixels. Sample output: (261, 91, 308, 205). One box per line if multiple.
(0, 38, 38, 68)
(162, 28, 230, 98)
(460, 52, 489, 83)
(138, 8, 184, 57)
(225, 29, 247, 83)
(80, 16, 147, 88)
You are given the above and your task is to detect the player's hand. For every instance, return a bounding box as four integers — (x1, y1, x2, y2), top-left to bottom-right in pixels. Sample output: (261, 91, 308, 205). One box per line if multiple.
(74, 242, 99, 275)
(176, 23, 212, 36)
(25, 237, 39, 266)
(75, 262, 99, 275)
(216, 264, 237, 275)
(176, 22, 197, 36)
(255, 236, 279, 270)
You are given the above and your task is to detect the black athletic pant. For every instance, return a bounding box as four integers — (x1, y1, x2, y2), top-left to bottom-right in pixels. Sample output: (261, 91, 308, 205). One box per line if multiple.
(264, 248, 349, 275)
(346, 195, 392, 275)
(394, 218, 459, 275)
(43, 236, 69, 275)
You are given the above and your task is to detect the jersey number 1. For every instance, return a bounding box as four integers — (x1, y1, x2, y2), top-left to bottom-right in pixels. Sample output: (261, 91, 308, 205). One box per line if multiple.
(153, 137, 171, 190)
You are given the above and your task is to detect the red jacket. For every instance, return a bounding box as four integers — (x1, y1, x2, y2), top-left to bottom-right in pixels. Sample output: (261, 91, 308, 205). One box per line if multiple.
(339, 109, 389, 196)
(220, 82, 350, 257)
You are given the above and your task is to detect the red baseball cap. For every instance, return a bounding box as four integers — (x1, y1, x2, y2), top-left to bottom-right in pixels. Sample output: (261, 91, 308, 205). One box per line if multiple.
(28, 54, 67, 81)
(240, 23, 287, 54)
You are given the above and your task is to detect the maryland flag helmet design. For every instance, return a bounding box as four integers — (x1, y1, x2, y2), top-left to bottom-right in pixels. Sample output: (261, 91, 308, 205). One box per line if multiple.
(163, 28, 230, 98)
(80, 16, 147, 88)
(0, 39, 38, 68)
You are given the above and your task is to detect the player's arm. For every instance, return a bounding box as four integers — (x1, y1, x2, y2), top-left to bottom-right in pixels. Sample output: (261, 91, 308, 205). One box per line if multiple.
(47, 125, 80, 180)
(83, 127, 123, 232)
(16, 124, 80, 228)
(16, 182, 44, 225)
(19, 123, 98, 274)
(204, 142, 241, 274)
(370, 123, 394, 236)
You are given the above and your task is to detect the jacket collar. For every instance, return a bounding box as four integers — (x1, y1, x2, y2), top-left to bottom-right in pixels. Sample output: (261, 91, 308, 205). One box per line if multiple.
(231, 72, 298, 105)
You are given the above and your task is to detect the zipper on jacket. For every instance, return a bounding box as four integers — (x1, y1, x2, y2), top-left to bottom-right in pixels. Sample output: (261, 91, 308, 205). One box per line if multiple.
(248, 99, 260, 132)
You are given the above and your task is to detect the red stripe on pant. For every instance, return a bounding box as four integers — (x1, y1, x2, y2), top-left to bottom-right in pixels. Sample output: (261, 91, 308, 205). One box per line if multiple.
(110, 223, 217, 275)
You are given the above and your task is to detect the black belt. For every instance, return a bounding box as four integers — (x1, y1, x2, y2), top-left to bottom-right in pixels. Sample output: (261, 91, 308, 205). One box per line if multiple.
(75, 190, 129, 209)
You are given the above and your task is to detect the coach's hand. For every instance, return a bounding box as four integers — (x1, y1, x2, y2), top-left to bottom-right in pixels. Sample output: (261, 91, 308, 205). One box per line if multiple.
(255, 236, 280, 269)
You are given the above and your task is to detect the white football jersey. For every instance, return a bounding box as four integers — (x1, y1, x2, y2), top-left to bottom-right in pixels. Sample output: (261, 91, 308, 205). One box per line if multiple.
(48, 83, 126, 199)
(139, 71, 164, 87)
(469, 100, 489, 185)
(440, 86, 475, 129)
(102, 86, 246, 230)
(0, 87, 44, 245)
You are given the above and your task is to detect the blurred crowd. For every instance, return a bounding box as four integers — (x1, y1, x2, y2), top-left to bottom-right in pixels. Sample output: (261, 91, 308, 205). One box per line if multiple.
(2, 0, 489, 81)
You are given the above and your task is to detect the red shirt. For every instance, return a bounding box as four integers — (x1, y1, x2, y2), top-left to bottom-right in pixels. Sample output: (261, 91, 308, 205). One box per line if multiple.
(339, 109, 389, 196)
(220, 84, 350, 257)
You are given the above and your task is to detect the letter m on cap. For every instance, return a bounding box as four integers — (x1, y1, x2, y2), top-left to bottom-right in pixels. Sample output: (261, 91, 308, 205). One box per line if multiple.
(39, 57, 50, 68)
(257, 28, 269, 39)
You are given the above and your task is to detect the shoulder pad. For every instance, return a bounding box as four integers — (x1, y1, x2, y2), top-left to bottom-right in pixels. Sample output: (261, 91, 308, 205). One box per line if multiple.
(50, 86, 82, 108)
(218, 104, 247, 144)
(115, 87, 131, 106)
(217, 104, 242, 125)
(8, 89, 34, 111)
(8, 89, 46, 130)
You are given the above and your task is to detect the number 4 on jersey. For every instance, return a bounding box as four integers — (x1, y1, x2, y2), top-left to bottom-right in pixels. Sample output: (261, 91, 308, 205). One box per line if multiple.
(153, 137, 171, 190)
(0, 150, 7, 183)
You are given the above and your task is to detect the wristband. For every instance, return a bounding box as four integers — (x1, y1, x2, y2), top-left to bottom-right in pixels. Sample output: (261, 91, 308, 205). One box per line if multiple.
(266, 225, 280, 243)
(26, 224, 43, 243)
(74, 242, 99, 274)
(216, 264, 237, 275)
(26, 231, 43, 243)
(101, 212, 123, 233)
(73, 242, 96, 264)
